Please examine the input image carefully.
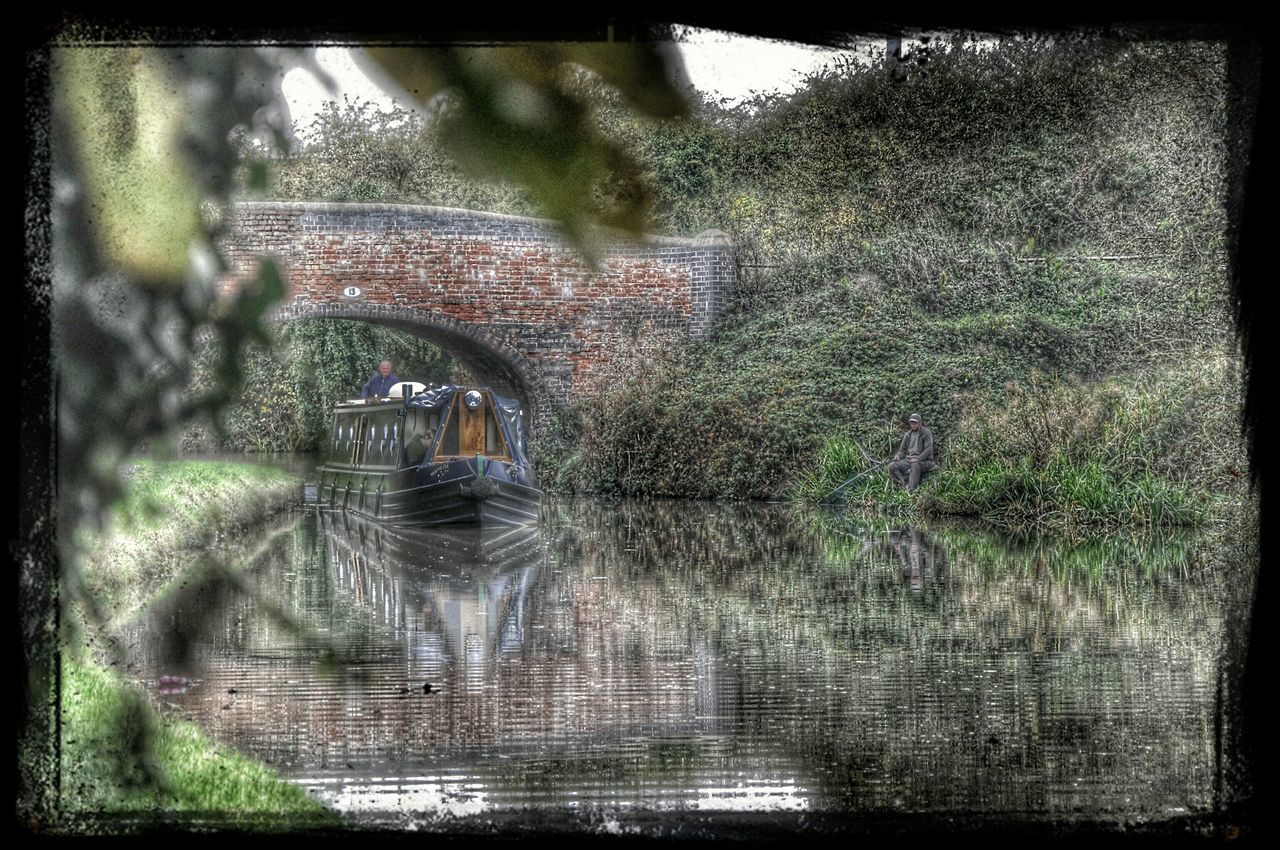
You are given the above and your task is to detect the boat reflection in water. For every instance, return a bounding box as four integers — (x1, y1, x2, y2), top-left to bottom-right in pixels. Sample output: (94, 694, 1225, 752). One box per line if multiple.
(318, 507, 542, 685)
(302, 505, 734, 822)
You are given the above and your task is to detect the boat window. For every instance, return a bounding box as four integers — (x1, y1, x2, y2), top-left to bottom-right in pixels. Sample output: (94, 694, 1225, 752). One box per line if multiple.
(350, 417, 364, 465)
(486, 406, 501, 454)
(481, 396, 510, 458)
(407, 410, 429, 443)
(437, 400, 461, 456)
(403, 410, 431, 465)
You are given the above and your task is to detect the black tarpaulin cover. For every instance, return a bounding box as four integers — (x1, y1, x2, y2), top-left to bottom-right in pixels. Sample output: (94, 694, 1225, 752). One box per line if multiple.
(405, 385, 530, 467)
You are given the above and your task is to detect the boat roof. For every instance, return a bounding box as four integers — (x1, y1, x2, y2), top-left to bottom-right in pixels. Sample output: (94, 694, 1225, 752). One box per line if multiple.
(333, 380, 428, 408)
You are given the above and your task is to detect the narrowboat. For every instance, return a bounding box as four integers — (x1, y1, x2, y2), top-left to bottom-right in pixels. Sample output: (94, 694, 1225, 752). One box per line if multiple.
(315, 382, 541, 527)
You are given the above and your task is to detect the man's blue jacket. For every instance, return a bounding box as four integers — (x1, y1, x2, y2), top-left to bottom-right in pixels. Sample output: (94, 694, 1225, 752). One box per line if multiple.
(361, 372, 401, 398)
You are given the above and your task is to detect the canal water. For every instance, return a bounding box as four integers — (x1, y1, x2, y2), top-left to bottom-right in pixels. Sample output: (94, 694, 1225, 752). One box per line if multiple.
(118, 491, 1251, 835)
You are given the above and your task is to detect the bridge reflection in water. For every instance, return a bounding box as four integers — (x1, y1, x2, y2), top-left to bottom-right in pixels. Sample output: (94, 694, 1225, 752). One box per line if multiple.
(119, 498, 1238, 832)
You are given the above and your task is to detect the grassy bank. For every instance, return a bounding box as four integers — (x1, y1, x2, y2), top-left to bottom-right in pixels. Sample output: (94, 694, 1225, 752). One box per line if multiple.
(794, 361, 1246, 535)
(58, 654, 336, 833)
(58, 460, 340, 833)
(72, 460, 301, 624)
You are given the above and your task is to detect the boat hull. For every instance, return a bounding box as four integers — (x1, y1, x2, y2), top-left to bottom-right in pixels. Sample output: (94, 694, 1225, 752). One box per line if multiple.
(316, 466, 541, 528)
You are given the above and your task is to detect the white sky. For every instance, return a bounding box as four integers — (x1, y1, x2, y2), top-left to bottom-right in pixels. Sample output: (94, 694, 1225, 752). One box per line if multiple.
(669, 26, 866, 104)
(278, 29, 863, 133)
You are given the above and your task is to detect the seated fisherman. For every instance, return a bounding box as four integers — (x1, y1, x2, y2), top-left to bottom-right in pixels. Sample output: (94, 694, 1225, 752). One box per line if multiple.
(888, 413, 936, 491)
(361, 360, 401, 399)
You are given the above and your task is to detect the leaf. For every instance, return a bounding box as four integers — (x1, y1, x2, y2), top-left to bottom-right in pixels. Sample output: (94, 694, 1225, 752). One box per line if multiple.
(357, 47, 451, 105)
(55, 48, 203, 287)
(356, 43, 689, 262)
(560, 42, 688, 121)
(247, 160, 270, 192)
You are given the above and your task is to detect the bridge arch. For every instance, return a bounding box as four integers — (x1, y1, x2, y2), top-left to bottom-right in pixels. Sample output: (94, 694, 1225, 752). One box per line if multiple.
(274, 301, 553, 429)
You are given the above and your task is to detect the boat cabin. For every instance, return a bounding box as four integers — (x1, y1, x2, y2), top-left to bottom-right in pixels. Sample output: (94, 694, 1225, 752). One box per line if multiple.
(324, 385, 523, 473)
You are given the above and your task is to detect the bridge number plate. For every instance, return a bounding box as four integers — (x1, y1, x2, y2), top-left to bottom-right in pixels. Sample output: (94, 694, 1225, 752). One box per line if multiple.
(342, 286, 363, 299)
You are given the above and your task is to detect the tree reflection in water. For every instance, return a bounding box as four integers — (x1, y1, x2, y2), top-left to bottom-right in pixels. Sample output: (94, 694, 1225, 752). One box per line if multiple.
(118, 497, 1240, 831)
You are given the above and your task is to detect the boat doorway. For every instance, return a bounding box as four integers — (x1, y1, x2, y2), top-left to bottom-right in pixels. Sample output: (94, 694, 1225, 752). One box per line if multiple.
(434, 392, 511, 461)
(352, 415, 371, 466)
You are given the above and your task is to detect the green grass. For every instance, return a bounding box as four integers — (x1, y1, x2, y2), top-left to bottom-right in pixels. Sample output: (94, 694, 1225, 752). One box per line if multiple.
(792, 435, 872, 503)
(114, 459, 296, 533)
(918, 455, 1206, 536)
(57, 653, 339, 833)
(75, 460, 299, 624)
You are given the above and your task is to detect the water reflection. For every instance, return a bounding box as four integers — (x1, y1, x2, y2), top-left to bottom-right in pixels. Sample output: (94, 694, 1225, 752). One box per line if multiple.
(321, 512, 542, 690)
(886, 526, 943, 595)
(119, 498, 1235, 831)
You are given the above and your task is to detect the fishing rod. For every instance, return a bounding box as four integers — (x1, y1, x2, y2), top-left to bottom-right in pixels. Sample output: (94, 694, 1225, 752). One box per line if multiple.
(821, 458, 888, 504)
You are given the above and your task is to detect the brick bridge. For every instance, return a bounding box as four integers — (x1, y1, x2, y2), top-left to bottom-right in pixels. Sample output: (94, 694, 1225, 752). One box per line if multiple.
(219, 201, 735, 435)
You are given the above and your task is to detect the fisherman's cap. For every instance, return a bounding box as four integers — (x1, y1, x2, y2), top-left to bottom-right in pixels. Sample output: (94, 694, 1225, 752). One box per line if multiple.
(908, 413, 922, 423)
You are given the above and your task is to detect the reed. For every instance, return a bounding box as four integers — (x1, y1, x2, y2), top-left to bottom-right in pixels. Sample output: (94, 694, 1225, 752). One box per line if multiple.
(792, 435, 873, 503)
(921, 454, 1204, 536)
